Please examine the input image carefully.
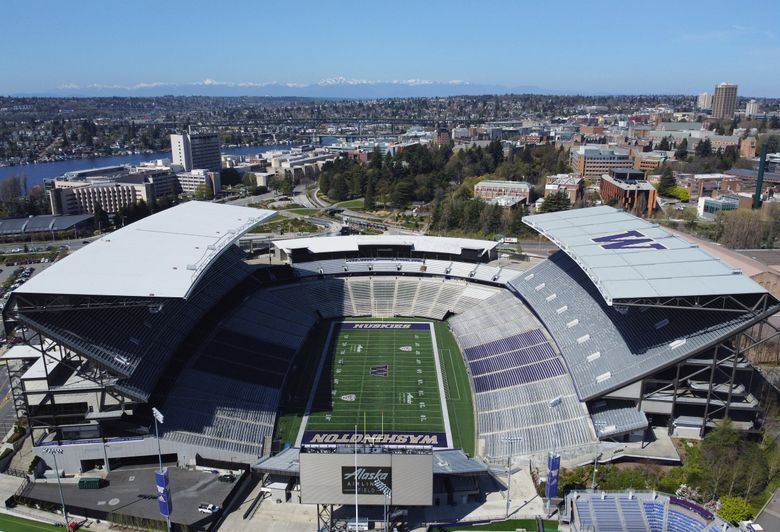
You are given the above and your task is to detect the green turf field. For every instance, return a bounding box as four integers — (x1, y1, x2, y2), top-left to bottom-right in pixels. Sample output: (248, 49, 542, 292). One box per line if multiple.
(0, 514, 62, 532)
(275, 318, 475, 454)
(305, 321, 447, 436)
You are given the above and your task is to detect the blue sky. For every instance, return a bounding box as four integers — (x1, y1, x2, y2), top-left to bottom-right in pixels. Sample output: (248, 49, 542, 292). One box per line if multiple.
(1, 0, 779, 96)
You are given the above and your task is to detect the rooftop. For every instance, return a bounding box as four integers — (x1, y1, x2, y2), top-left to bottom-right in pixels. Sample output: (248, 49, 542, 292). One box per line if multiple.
(522, 206, 767, 305)
(16, 202, 274, 299)
(0, 214, 92, 235)
(475, 180, 531, 189)
(274, 234, 498, 257)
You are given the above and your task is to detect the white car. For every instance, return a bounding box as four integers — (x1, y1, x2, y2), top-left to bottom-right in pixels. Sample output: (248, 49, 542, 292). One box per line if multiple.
(198, 503, 220, 514)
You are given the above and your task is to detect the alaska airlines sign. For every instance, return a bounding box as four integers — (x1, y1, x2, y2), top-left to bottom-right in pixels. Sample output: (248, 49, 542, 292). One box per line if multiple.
(592, 230, 666, 250)
(342, 466, 392, 494)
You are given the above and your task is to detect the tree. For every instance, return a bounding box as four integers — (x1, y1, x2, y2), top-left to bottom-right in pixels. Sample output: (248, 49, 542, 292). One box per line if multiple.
(242, 172, 258, 188)
(93, 202, 110, 232)
(658, 167, 676, 195)
(539, 191, 571, 213)
(766, 135, 780, 154)
(695, 138, 713, 157)
(657, 137, 671, 151)
(220, 168, 242, 187)
(719, 210, 768, 249)
(364, 173, 376, 210)
(674, 138, 688, 160)
(717, 496, 752, 524)
(700, 419, 740, 498)
(193, 183, 214, 200)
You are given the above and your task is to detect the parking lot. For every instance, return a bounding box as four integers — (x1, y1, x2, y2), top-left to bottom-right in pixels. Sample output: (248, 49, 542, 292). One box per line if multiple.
(25, 466, 240, 528)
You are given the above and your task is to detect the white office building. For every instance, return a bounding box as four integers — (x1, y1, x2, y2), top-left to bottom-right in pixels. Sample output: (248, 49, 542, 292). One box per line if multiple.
(746, 100, 761, 117)
(171, 133, 222, 172)
(697, 92, 712, 110)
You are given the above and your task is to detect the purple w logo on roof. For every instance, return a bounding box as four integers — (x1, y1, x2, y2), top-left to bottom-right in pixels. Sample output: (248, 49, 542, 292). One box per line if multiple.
(592, 230, 666, 250)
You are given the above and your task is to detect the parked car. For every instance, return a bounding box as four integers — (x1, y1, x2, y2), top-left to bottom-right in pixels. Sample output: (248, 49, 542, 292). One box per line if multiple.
(198, 503, 220, 514)
(217, 474, 236, 483)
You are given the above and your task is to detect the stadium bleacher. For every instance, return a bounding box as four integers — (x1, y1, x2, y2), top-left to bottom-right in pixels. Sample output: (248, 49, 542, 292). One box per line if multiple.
(158, 273, 502, 459)
(509, 251, 760, 400)
(567, 491, 737, 532)
(449, 290, 596, 458)
(16, 246, 253, 402)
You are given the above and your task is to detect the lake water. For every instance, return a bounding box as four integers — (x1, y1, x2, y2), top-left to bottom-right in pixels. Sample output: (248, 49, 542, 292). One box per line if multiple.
(0, 143, 302, 188)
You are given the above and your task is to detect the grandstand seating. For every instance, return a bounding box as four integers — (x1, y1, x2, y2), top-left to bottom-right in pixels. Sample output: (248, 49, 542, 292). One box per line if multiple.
(509, 252, 759, 400)
(567, 491, 735, 532)
(161, 369, 275, 457)
(159, 273, 501, 459)
(449, 290, 596, 458)
(17, 246, 253, 402)
(290, 258, 522, 285)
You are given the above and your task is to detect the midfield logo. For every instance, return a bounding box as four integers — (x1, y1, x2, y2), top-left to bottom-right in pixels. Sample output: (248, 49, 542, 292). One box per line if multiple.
(592, 230, 666, 250)
(370, 365, 389, 377)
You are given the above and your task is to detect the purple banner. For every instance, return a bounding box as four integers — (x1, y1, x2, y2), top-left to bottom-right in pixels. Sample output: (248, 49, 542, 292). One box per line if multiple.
(302, 430, 447, 448)
(339, 322, 430, 330)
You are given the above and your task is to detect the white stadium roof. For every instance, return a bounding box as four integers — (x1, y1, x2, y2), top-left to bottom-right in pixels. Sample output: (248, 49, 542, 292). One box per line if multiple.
(523, 206, 767, 305)
(273, 234, 497, 256)
(16, 202, 274, 299)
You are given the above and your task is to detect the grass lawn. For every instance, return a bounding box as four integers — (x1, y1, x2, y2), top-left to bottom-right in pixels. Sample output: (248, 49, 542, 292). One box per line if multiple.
(334, 198, 365, 210)
(306, 321, 446, 436)
(0, 514, 62, 532)
(250, 217, 318, 234)
(286, 207, 320, 216)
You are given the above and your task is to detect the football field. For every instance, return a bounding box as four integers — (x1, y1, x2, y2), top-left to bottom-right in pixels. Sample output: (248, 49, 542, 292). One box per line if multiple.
(299, 321, 452, 447)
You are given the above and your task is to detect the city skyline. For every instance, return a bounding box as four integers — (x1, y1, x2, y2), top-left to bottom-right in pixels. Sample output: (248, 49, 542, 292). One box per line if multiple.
(2, 0, 779, 97)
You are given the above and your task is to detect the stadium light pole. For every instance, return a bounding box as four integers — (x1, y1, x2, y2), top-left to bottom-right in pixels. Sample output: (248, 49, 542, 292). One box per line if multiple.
(42, 447, 68, 527)
(502, 436, 523, 519)
(591, 441, 601, 490)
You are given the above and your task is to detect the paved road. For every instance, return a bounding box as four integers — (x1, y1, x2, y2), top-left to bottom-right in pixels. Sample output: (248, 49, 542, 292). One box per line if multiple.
(27, 466, 237, 527)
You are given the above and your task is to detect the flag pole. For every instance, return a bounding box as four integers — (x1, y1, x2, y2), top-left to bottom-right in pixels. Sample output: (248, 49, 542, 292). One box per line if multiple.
(354, 424, 359, 529)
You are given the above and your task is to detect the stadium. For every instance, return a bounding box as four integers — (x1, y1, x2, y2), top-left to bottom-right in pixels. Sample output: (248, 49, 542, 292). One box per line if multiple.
(3, 201, 778, 530)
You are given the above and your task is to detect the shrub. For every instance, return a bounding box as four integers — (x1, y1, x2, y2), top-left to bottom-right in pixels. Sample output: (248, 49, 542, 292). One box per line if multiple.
(718, 496, 752, 524)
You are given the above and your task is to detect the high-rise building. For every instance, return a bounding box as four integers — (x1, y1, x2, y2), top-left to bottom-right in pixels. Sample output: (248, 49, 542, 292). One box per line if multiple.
(697, 92, 712, 110)
(712, 83, 738, 120)
(170, 132, 221, 172)
(746, 99, 760, 117)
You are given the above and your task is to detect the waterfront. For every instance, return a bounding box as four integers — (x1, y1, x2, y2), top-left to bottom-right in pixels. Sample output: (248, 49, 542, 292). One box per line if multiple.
(0, 143, 298, 188)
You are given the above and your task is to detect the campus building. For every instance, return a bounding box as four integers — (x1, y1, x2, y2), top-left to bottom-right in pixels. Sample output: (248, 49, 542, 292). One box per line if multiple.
(171, 132, 222, 172)
(569, 146, 631, 182)
(474, 180, 532, 204)
(712, 82, 738, 120)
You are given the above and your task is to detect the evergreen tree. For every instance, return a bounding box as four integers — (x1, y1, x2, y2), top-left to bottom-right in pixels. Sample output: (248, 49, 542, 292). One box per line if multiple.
(658, 167, 676, 195)
(674, 138, 688, 160)
(364, 173, 376, 210)
(539, 191, 571, 213)
(93, 202, 110, 231)
(696, 138, 713, 157)
(657, 137, 671, 151)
